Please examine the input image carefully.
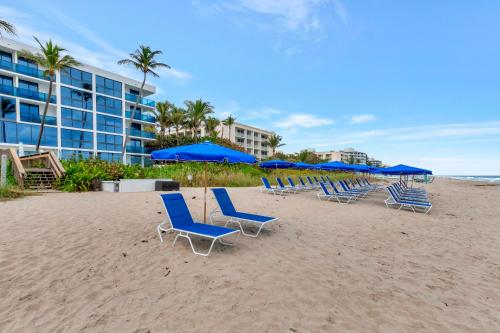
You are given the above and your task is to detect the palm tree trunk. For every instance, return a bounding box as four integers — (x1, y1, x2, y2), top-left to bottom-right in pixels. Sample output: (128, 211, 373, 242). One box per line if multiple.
(35, 77, 53, 153)
(175, 125, 180, 145)
(121, 72, 146, 163)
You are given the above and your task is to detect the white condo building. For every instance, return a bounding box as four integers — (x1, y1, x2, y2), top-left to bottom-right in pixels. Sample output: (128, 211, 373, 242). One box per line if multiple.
(0, 39, 157, 166)
(181, 122, 274, 160)
(315, 147, 369, 165)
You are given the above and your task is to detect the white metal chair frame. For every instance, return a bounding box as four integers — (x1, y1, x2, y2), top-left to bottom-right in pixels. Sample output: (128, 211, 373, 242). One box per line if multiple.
(209, 208, 279, 238)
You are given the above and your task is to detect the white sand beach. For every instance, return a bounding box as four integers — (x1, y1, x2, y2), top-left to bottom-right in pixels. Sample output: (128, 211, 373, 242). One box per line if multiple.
(0, 178, 499, 332)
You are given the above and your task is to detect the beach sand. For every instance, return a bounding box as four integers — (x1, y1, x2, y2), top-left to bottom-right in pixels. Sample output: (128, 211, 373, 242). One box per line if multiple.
(0, 178, 499, 332)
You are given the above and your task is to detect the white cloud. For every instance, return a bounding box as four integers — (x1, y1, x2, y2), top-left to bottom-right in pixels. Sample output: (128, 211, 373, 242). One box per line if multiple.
(195, 0, 347, 39)
(274, 113, 334, 129)
(305, 120, 500, 148)
(351, 114, 377, 124)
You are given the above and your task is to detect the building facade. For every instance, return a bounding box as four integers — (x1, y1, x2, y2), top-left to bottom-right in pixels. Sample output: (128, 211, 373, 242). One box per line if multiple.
(0, 39, 157, 166)
(315, 147, 369, 165)
(180, 122, 274, 160)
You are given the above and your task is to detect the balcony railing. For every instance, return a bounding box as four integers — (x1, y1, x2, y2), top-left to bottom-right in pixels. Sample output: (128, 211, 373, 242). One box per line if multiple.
(126, 146, 153, 154)
(20, 114, 57, 126)
(0, 84, 57, 103)
(125, 110, 156, 123)
(128, 128, 155, 139)
(0, 59, 52, 81)
(125, 93, 155, 107)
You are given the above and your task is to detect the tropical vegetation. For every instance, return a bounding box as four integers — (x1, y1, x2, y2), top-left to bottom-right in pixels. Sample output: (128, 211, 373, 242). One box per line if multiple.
(55, 158, 350, 192)
(0, 19, 16, 36)
(118, 45, 170, 160)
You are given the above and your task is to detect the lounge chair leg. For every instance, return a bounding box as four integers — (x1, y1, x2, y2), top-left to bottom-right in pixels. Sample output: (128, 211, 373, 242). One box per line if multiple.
(157, 225, 164, 242)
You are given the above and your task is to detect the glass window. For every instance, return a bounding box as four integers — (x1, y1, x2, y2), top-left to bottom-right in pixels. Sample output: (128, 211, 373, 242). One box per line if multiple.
(96, 114, 122, 134)
(0, 75, 14, 95)
(0, 121, 56, 146)
(129, 155, 142, 165)
(18, 80, 38, 92)
(97, 152, 121, 162)
(97, 133, 122, 151)
(61, 129, 93, 149)
(96, 95, 122, 115)
(17, 57, 39, 76)
(96, 75, 122, 98)
(0, 51, 12, 70)
(0, 120, 17, 143)
(0, 96, 16, 120)
(61, 87, 93, 110)
(20, 103, 39, 122)
(61, 107, 93, 129)
(61, 150, 93, 160)
(60, 67, 92, 90)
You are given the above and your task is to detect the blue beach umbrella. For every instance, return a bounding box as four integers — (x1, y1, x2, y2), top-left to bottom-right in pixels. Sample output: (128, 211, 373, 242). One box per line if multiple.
(293, 162, 315, 170)
(259, 159, 295, 169)
(315, 161, 352, 171)
(151, 141, 256, 222)
(375, 164, 432, 175)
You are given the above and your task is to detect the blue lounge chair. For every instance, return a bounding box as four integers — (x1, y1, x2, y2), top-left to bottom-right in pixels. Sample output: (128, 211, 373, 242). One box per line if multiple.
(298, 176, 314, 190)
(276, 177, 298, 193)
(287, 177, 309, 191)
(157, 193, 240, 256)
(306, 176, 320, 189)
(328, 180, 360, 200)
(385, 186, 432, 214)
(339, 180, 369, 197)
(261, 177, 288, 195)
(318, 183, 355, 203)
(211, 188, 279, 237)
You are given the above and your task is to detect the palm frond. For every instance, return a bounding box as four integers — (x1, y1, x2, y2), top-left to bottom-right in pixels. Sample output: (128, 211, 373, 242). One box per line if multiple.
(0, 19, 16, 36)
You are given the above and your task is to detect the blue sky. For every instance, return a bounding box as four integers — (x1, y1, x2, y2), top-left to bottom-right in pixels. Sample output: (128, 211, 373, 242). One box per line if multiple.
(2, 0, 500, 174)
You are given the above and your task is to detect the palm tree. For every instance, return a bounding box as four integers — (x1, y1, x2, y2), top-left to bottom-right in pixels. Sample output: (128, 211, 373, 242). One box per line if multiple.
(118, 45, 170, 162)
(266, 134, 285, 156)
(0, 19, 16, 36)
(222, 114, 236, 139)
(185, 99, 214, 142)
(204, 117, 220, 138)
(171, 106, 186, 145)
(154, 101, 173, 137)
(19, 37, 80, 153)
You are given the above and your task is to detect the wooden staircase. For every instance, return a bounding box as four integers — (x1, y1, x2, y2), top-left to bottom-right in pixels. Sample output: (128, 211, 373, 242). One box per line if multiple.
(24, 168, 57, 190)
(0, 149, 65, 191)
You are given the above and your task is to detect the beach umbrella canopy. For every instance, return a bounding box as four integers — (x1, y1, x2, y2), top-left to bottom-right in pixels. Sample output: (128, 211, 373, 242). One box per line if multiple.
(293, 162, 315, 170)
(315, 161, 352, 171)
(151, 141, 256, 164)
(151, 141, 257, 222)
(350, 164, 379, 173)
(259, 160, 295, 169)
(375, 164, 432, 175)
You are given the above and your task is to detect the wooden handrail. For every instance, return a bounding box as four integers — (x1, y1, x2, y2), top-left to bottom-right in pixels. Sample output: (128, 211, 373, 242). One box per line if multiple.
(47, 151, 65, 178)
(0, 148, 26, 188)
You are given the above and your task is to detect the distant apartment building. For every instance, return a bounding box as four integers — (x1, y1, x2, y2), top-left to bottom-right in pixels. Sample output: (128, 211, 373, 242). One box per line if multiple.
(0, 39, 157, 166)
(182, 122, 274, 160)
(315, 147, 369, 165)
(367, 157, 383, 168)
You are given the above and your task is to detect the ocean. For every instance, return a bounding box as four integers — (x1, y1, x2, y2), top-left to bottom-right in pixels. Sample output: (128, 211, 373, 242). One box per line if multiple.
(445, 176, 500, 183)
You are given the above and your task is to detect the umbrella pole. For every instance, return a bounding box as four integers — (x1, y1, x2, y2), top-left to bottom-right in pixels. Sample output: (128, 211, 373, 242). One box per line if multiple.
(204, 161, 208, 223)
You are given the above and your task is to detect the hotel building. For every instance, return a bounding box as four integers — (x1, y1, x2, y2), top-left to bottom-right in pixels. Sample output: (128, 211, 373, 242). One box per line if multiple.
(181, 122, 274, 160)
(0, 39, 157, 166)
(315, 147, 369, 165)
